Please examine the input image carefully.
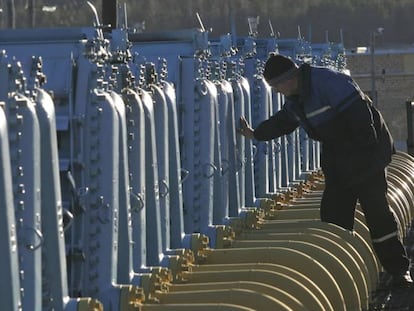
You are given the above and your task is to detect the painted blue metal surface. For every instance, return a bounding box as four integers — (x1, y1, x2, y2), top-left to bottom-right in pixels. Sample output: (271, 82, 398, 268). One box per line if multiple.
(181, 74, 216, 236)
(251, 75, 271, 197)
(162, 81, 186, 250)
(3, 67, 42, 310)
(239, 76, 256, 207)
(111, 89, 134, 285)
(0, 103, 21, 311)
(35, 87, 72, 311)
(151, 83, 171, 253)
(270, 92, 284, 190)
(140, 88, 163, 266)
(123, 86, 147, 271)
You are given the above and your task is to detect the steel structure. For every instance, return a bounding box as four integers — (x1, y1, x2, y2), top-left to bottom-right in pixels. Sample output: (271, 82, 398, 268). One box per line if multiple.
(0, 3, 411, 311)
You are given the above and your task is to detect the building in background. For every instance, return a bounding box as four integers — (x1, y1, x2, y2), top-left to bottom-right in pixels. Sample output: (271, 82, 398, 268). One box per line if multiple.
(346, 46, 414, 151)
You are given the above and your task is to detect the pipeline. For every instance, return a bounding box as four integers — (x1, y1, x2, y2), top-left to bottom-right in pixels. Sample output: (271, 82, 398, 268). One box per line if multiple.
(0, 4, 412, 311)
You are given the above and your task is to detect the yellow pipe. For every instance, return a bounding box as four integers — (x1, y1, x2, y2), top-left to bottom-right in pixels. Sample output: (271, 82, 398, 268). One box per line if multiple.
(246, 218, 380, 281)
(262, 194, 373, 248)
(388, 166, 414, 202)
(394, 151, 414, 166)
(390, 153, 414, 196)
(180, 269, 328, 311)
(189, 263, 333, 311)
(257, 216, 375, 257)
(387, 170, 414, 220)
(238, 226, 378, 290)
(388, 179, 410, 217)
(232, 231, 370, 291)
(301, 190, 324, 197)
(266, 208, 320, 220)
(389, 154, 414, 222)
(140, 303, 255, 310)
(390, 155, 414, 182)
(260, 217, 362, 241)
(278, 200, 321, 208)
(168, 281, 306, 310)
(230, 239, 366, 310)
(302, 229, 374, 290)
(239, 224, 374, 276)
(232, 239, 362, 310)
(119, 285, 145, 311)
(388, 161, 414, 217)
(200, 247, 346, 311)
(386, 192, 407, 237)
(153, 288, 294, 311)
(390, 154, 414, 179)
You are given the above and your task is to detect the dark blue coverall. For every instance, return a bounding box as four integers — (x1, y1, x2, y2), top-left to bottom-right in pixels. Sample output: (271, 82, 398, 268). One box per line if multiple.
(254, 63, 410, 276)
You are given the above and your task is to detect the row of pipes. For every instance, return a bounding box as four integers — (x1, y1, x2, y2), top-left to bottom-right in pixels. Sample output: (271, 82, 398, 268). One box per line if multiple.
(0, 5, 413, 311)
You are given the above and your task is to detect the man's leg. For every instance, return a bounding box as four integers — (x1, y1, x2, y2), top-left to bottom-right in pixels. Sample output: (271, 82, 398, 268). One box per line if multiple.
(320, 177, 358, 231)
(357, 170, 411, 283)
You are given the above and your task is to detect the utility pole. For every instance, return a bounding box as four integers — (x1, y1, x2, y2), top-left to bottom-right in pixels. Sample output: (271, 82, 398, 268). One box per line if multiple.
(28, 0, 35, 28)
(370, 27, 384, 107)
(6, 0, 15, 28)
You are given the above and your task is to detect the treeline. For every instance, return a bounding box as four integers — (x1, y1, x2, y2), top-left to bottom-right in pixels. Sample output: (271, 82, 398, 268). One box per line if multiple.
(4, 0, 414, 47)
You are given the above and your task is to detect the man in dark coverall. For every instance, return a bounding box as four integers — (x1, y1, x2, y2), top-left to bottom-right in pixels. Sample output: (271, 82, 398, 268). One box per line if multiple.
(238, 54, 412, 287)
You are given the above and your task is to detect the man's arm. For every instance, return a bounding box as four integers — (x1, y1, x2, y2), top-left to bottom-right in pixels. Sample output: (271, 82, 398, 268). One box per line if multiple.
(239, 109, 299, 141)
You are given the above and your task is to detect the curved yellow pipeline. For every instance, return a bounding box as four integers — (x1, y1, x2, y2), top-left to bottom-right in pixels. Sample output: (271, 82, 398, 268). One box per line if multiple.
(231, 233, 369, 309)
(153, 288, 294, 311)
(140, 303, 255, 310)
(188, 263, 333, 311)
(200, 247, 346, 311)
(168, 281, 306, 310)
(180, 269, 328, 311)
(229, 240, 363, 310)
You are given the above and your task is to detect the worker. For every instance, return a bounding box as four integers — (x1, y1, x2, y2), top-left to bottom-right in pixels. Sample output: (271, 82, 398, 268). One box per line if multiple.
(238, 53, 412, 287)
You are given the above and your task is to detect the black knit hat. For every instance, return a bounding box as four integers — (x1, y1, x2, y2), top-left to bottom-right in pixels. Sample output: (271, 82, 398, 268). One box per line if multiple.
(263, 54, 298, 85)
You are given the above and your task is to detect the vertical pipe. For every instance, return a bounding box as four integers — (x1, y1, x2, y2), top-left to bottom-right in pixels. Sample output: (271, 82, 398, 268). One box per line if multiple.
(36, 89, 69, 311)
(163, 81, 185, 249)
(141, 89, 163, 265)
(111, 91, 133, 284)
(216, 80, 230, 220)
(232, 78, 246, 208)
(240, 77, 256, 206)
(0, 104, 21, 311)
(267, 88, 277, 193)
(125, 89, 147, 271)
(271, 92, 282, 191)
(151, 84, 170, 253)
(12, 95, 42, 311)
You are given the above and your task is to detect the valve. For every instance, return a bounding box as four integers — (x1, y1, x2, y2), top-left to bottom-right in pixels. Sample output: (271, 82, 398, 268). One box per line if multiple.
(119, 285, 145, 311)
(215, 225, 235, 249)
(190, 233, 210, 263)
(77, 298, 103, 311)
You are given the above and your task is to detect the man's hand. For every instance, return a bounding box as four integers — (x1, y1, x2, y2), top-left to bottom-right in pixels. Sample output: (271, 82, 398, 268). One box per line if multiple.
(238, 116, 255, 139)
